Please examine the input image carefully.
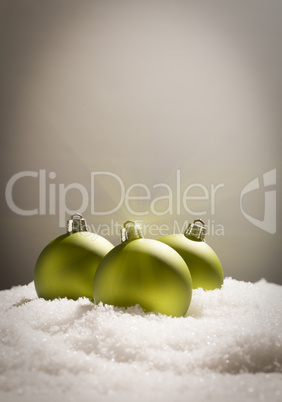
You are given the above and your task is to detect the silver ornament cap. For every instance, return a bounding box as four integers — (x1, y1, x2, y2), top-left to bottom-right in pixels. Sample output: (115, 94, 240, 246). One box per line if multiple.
(121, 221, 143, 242)
(184, 219, 206, 241)
(66, 213, 88, 234)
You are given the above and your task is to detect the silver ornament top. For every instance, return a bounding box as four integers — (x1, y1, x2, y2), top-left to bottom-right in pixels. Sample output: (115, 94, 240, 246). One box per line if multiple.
(121, 221, 143, 242)
(184, 219, 206, 241)
(67, 213, 88, 234)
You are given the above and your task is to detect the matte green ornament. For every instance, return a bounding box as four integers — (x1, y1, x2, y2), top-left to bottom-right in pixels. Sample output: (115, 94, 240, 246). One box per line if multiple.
(93, 221, 193, 317)
(158, 219, 224, 291)
(34, 214, 114, 300)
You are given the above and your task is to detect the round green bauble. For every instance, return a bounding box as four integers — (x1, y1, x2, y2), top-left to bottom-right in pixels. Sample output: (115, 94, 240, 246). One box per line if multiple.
(158, 219, 224, 291)
(34, 214, 114, 300)
(93, 221, 193, 317)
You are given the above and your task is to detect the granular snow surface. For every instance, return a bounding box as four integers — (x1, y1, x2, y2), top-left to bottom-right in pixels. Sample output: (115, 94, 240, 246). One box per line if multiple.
(0, 278, 281, 402)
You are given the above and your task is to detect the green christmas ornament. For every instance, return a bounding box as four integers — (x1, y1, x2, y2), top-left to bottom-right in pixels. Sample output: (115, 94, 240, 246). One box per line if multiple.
(34, 214, 114, 300)
(93, 221, 193, 317)
(158, 219, 224, 291)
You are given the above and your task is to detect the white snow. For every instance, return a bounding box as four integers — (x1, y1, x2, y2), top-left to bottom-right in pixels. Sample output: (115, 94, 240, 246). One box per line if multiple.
(0, 278, 281, 402)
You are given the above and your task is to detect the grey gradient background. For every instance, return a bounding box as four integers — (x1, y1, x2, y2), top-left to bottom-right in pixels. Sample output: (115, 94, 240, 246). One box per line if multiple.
(0, 0, 281, 291)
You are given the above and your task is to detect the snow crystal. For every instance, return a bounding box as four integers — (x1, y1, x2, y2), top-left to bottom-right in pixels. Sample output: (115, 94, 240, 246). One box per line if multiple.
(0, 278, 281, 402)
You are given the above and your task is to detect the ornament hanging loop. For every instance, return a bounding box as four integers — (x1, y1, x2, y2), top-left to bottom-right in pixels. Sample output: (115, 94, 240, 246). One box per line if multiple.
(67, 213, 88, 234)
(121, 220, 143, 242)
(184, 219, 206, 241)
